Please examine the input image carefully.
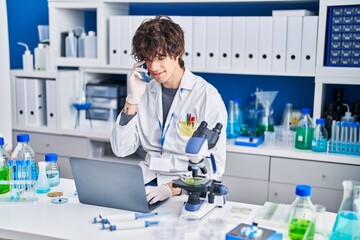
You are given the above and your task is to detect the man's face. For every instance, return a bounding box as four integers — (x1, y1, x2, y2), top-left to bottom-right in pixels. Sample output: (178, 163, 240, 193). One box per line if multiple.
(145, 55, 180, 87)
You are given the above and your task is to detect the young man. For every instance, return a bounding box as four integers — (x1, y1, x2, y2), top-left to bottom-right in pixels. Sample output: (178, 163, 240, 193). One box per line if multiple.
(110, 16, 227, 205)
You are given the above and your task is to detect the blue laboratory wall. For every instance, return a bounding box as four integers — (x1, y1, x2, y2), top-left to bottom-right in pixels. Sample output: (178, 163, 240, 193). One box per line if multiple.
(7, 1, 358, 124)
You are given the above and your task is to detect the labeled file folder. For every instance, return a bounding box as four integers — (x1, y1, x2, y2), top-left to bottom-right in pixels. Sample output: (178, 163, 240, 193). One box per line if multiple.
(180, 16, 194, 69)
(193, 17, 206, 69)
(301, 16, 318, 73)
(206, 16, 220, 70)
(231, 17, 246, 71)
(26, 79, 46, 126)
(286, 16, 303, 72)
(109, 16, 122, 66)
(219, 17, 232, 70)
(258, 17, 273, 72)
(15, 77, 28, 125)
(272, 16, 288, 72)
(245, 17, 260, 72)
(46, 80, 57, 128)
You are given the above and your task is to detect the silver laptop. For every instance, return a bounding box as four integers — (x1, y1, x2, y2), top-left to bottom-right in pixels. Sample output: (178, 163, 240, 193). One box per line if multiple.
(69, 157, 167, 213)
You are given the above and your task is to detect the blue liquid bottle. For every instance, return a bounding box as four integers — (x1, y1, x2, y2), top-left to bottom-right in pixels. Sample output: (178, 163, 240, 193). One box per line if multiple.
(45, 153, 60, 187)
(311, 118, 328, 152)
(226, 99, 240, 138)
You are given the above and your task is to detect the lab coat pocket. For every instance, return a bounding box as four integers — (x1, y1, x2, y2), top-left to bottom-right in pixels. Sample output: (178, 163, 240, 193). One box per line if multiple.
(178, 120, 197, 137)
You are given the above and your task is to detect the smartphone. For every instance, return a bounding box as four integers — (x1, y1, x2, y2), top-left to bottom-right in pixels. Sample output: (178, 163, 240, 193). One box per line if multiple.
(140, 64, 154, 82)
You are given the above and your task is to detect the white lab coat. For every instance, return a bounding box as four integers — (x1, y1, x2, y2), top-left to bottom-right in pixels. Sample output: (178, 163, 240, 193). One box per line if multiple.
(110, 69, 227, 185)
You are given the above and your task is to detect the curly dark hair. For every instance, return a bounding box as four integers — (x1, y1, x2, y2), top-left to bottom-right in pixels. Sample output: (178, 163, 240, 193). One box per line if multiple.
(132, 16, 185, 68)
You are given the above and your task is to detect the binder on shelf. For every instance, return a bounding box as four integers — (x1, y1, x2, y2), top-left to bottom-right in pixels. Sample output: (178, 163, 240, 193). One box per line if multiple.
(192, 16, 206, 69)
(286, 16, 303, 73)
(179, 16, 194, 69)
(272, 16, 288, 72)
(45, 79, 57, 128)
(258, 17, 273, 72)
(300, 16, 318, 73)
(205, 16, 220, 70)
(272, 9, 316, 16)
(219, 17, 232, 70)
(244, 17, 260, 72)
(15, 77, 28, 125)
(109, 16, 122, 66)
(26, 79, 46, 126)
(231, 16, 246, 71)
(120, 16, 131, 67)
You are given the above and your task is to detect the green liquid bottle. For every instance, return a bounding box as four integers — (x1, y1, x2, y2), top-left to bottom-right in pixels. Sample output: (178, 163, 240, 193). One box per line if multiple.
(288, 185, 315, 240)
(0, 137, 10, 194)
(295, 108, 314, 150)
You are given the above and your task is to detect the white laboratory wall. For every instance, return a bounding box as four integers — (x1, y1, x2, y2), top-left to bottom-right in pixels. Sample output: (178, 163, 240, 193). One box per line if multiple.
(0, 0, 12, 150)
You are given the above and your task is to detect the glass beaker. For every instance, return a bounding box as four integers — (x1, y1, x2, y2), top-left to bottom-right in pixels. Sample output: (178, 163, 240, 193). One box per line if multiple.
(329, 180, 360, 240)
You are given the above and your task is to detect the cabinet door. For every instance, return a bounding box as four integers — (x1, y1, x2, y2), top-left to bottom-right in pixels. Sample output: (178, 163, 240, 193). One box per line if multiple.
(268, 182, 342, 213)
(222, 175, 268, 205)
(225, 152, 270, 180)
(270, 157, 360, 190)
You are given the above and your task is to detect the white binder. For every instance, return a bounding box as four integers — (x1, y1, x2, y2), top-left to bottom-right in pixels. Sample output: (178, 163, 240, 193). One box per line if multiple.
(120, 16, 132, 67)
(258, 17, 273, 72)
(205, 16, 220, 70)
(109, 16, 122, 66)
(286, 16, 303, 72)
(26, 79, 46, 126)
(272, 16, 288, 72)
(244, 17, 260, 72)
(231, 17, 245, 71)
(219, 17, 232, 70)
(15, 77, 28, 125)
(192, 17, 206, 70)
(45, 79, 57, 128)
(179, 16, 194, 69)
(301, 16, 318, 73)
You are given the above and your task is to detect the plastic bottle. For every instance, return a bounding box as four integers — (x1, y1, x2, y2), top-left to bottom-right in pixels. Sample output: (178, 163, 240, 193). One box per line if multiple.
(233, 98, 243, 134)
(281, 103, 293, 130)
(78, 32, 86, 58)
(341, 104, 355, 123)
(295, 108, 314, 150)
(244, 92, 260, 136)
(45, 153, 60, 187)
(34, 43, 47, 71)
(84, 31, 97, 58)
(11, 134, 38, 180)
(226, 99, 240, 138)
(17, 42, 33, 71)
(65, 31, 78, 58)
(35, 161, 50, 194)
(0, 137, 10, 194)
(288, 185, 315, 240)
(311, 118, 328, 152)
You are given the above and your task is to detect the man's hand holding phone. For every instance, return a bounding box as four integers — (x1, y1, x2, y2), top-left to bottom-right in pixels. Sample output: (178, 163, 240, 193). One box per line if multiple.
(126, 61, 150, 105)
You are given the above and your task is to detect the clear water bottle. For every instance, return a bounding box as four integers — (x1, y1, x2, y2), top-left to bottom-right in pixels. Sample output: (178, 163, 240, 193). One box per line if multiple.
(78, 32, 86, 58)
(234, 98, 243, 134)
(311, 118, 328, 152)
(295, 108, 314, 150)
(288, 185, 316, 240)
(226, 99, 240, 138)
(84, 31, 97, 58)
(0, 137, 10, 194)
(45, 153, 60, 187)
(11, 134, 38, 180)
(35, 161, 50, 194)
(65, 31, 78, 58)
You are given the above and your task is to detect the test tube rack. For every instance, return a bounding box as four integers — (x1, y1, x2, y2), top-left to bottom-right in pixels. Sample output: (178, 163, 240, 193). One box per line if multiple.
(0, 180, 38, 202)
(328, 121, 360, 156)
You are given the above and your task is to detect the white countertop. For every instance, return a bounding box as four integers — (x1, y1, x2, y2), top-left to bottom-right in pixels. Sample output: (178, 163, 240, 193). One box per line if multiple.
(0, 179, 337, 240)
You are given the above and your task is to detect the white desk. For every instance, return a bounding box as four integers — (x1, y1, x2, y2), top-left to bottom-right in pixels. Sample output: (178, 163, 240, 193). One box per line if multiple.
(0, 179, 336, 240)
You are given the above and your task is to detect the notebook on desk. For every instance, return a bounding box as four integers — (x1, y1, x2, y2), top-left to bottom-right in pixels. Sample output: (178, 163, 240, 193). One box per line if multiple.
(69, 157, 167, 213)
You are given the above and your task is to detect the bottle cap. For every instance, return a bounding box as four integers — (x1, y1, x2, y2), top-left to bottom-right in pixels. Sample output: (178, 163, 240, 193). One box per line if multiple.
(301, 108, 311, 114)
(316, 118, 325, 125)
(88, 31, 96, 36)
(45, 153, 58, 162)
(0, 137, 4, 146)
(17, 134, 30, 143)
(295, 185, 312, 197)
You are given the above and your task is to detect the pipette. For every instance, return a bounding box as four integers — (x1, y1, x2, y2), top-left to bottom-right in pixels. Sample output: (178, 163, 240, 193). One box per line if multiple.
(108, 220, 159, 231)
(93, 212, 165, 224)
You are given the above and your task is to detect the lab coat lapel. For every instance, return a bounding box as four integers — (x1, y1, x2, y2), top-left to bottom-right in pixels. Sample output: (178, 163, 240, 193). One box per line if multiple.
(150, 83, 163, 130)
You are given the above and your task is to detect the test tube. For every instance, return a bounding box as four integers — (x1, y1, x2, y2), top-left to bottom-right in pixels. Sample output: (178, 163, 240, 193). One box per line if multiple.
(8, 160, 15, 199)
(335, 121, 341, 152)
(331, 120, 336, 151)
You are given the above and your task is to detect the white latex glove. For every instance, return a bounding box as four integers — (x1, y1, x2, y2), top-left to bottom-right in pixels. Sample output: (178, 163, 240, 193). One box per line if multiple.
(126, 61, 149, 105)
(145, 184, 172, 205)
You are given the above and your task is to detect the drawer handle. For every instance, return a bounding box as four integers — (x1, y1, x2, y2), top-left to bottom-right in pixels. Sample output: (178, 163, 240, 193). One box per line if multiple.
(322, 174, 326, 178)
(274, 192, 278, 196)
(45, 143, 51, 147)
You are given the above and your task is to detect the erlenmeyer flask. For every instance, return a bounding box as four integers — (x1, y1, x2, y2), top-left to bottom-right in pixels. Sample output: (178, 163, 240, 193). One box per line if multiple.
(329, 180, 360, 240)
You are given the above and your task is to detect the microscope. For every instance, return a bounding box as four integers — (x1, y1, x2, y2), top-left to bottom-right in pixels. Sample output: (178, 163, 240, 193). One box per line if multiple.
(173, 121, 229, 219)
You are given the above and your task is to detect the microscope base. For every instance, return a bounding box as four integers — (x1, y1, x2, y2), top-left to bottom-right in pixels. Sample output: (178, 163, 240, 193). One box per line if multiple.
(180, 200, 216, 220)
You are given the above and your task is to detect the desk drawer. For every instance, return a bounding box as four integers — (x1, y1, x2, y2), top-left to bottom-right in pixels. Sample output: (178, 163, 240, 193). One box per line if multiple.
(225, 152, 270, 180)
(23, 132, 88, 158)
(270, 157, 360, 190)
